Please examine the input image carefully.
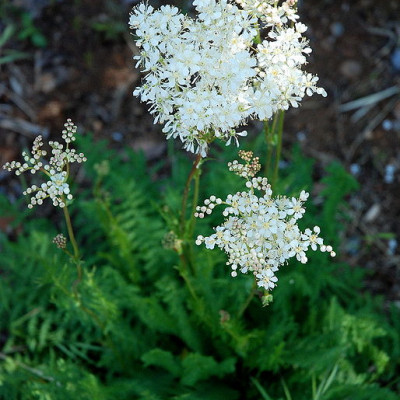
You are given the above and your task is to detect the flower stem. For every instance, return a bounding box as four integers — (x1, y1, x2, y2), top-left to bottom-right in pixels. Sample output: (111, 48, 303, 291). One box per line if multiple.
(264, 120, 273, 177)
(71, 260, 83, 295)
(62, 203, 80, 261)
(237, 280, 257, 318)
(179, 255, 200, 301)
(264, 111, 285, 189)
(189, 165, 201, 239)
(271, 110, 285, 189)
(62, 201, 83, 290)
(179, 254, 213, 329)
(180, 154, 202, 238)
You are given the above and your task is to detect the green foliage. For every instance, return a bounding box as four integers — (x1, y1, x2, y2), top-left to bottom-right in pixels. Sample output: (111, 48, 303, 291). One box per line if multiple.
(0, 3, 47, 66)
(90, 19, 126, 41)
(17, 12, 48, 48)
(1, 136, 399, 399)
(1, 3, 47, 51)
(89, 0, 128, 41)
(0, 25, 30, 65)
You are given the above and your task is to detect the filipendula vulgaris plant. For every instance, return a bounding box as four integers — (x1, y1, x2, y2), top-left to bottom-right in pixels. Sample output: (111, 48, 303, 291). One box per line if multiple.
(1, 120, 106, 324)
(129, 0, 331, 304)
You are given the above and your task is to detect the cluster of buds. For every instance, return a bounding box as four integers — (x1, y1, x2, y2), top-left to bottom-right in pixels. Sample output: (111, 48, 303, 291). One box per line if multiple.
(228, 150, 261, 178)
(194, 195, 223, 219)
(4, 136, 46, 176)
(3, 119, 86, 209)
(53, 233, 67, 249)
(196, 152, 335, 291)
(162, 231, 183, 253)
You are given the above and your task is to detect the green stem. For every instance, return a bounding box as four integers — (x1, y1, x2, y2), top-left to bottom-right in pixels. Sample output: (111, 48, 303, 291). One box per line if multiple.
(71, 260, 83, 296)
(264, 120, 272, 177)
(237, 280, 257, 318)
(186, 166, 202, 274)
(179, 255, 200, 302)
(179, 254, 213, 330)
(177, 156, 215, 328)
(189, 166, 201, 239)
(62, 203, 80, 260)
(255, 30, 262, 45)
(62, 202, 83, 292)
(264, 111, 285, 189)
(180, 154, 202, 238)
(271, 110, 285, 189)
(266, 114, 279, 174)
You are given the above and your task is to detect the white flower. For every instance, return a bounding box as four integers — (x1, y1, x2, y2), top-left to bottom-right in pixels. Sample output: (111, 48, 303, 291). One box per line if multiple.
(3, 119, 86, 209)
(129, 0, 325, 156)
(195, 152, 335, 291)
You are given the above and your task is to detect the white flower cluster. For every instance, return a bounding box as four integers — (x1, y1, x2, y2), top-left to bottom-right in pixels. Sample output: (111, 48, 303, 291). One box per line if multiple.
(130, 0, 326, 156)
(3, 119, 86, 209)
(235, 0, 299, 26)
(195, 153, 335, 291)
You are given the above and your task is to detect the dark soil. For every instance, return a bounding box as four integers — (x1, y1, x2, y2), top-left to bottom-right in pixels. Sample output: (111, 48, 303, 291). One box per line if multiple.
(1, 0, 399, 303)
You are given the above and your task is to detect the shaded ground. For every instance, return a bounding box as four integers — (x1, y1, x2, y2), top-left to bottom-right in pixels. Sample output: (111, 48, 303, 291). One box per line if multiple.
(1, 0, 399, 301)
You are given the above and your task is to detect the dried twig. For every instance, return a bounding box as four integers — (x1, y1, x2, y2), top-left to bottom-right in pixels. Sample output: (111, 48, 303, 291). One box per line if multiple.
(0, 116, 49, 138)
(346, 97, 398, 162)
(338, 86, 400, 113)
(4, 90, 36, 120)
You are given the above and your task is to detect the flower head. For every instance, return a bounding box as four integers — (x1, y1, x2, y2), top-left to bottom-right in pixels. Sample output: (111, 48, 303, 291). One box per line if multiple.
(195, 152, 335, 291)
(53, 233, 67, 249)
(3, 119, 86, 209)
(130, 0, 326, 156)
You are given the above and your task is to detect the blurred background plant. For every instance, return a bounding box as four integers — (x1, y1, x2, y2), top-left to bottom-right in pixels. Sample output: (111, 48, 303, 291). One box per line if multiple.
(0, 1, 47, 64)
(0, 25, 30, 66)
